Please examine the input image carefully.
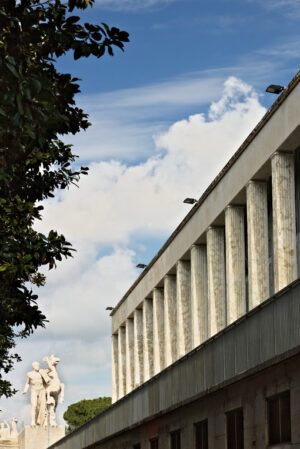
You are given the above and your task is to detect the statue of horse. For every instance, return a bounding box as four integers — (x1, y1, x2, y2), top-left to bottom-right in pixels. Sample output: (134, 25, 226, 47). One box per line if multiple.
(41, 355, 65, 426)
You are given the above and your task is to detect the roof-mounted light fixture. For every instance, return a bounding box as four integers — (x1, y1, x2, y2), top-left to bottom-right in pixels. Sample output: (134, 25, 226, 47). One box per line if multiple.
(183, 198, 197, 204)
(105, 307, 114, 311)
(265, 84, 285, 94)
(136, 263, 147, 269)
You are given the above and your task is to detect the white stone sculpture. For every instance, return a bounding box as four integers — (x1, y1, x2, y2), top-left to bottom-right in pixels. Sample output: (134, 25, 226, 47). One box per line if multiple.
(41, 355, 65, 426)
(22, 355, 64, 427)
(4, 420, 10, 439)
(0, 420, 10, 439)
(22, 361, 48, 426)
(11, 417, 18, 439)
(0, 422, 5, 440)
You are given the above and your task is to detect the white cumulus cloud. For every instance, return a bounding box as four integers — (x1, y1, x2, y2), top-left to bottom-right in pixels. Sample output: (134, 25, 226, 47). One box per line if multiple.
(66, 74, 225, 162)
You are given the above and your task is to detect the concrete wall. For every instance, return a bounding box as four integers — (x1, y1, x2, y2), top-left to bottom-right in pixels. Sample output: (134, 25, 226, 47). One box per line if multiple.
(50, 279, 300, 449)
(91, 355, 300, 449)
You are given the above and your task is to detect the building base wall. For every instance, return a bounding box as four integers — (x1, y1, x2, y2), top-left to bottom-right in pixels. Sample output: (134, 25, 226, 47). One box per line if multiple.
(95, 355, 300, 449)
(50, 282, 300, 449)
(18, 426, 65, 449)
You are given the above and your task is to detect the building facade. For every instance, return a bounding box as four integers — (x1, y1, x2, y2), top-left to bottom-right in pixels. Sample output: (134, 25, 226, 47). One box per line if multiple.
(51, 71, 300, 449)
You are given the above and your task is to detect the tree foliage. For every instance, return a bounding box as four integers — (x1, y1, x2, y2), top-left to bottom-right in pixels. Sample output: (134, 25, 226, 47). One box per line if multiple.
(0, 0, 129, 398)
(63, 396, 112, 432)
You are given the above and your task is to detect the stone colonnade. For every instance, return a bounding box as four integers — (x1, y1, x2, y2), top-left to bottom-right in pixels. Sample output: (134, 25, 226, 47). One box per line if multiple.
(112, 151, 298, 403)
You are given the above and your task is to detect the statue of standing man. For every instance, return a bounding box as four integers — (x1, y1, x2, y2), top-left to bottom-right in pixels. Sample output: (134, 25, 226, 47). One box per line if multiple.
(22, 361, 50, 427)
(22, 356, 64, 427)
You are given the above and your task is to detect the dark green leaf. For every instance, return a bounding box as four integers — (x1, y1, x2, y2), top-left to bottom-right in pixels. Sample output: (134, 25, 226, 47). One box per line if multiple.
(91, 32, 101, 40)
(66, 15, 80, 24)
(6, 63, 19, 78)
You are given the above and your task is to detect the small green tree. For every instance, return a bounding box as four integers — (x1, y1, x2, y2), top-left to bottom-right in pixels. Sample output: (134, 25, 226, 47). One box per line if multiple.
(0, 0, 129, 398)
(64, 397, 112, 432)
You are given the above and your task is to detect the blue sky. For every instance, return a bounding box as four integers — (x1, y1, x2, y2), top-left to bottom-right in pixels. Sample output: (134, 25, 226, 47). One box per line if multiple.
(57, 0, 299, 95)
(1, 0, 300, 427)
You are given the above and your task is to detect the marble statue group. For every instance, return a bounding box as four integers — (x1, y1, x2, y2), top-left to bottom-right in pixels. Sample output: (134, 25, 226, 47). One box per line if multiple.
(0, 418, 18, 440)
(22, 355, 64, 427)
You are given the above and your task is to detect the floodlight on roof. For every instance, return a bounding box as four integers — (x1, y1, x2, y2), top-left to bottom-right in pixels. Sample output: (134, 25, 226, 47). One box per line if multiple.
(136, 263, 147, 269)
(106, 307, 114, 311)
(183, 198, 197, 204)
(266, 84, 285, 94)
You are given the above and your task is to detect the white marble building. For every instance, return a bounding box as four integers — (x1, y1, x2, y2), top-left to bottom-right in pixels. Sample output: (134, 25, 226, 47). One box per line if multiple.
(110, 73, 300, 403)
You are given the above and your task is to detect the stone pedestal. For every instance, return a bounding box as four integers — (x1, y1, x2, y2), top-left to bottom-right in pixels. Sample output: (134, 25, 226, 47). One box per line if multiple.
(18, 426, 65, 449)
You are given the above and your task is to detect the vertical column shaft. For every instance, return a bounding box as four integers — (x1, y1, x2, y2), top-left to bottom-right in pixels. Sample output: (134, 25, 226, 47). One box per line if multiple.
(272, 151, 297, 292)
(225, 206, 246, 324)
(125, 318, 134, 394)
(111, 334, 118, 403)
(246, 181, 269, 309)
(164, 275, 177, 367)
(133, 309, 144, 387)
(153, 288, 165, 375)
(143, 298, 154, 382)
(176, 260, 191, 359)
(117, 326, 126, 398)
(191, 244, 208, 347)
(207, 227, 226, 336)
